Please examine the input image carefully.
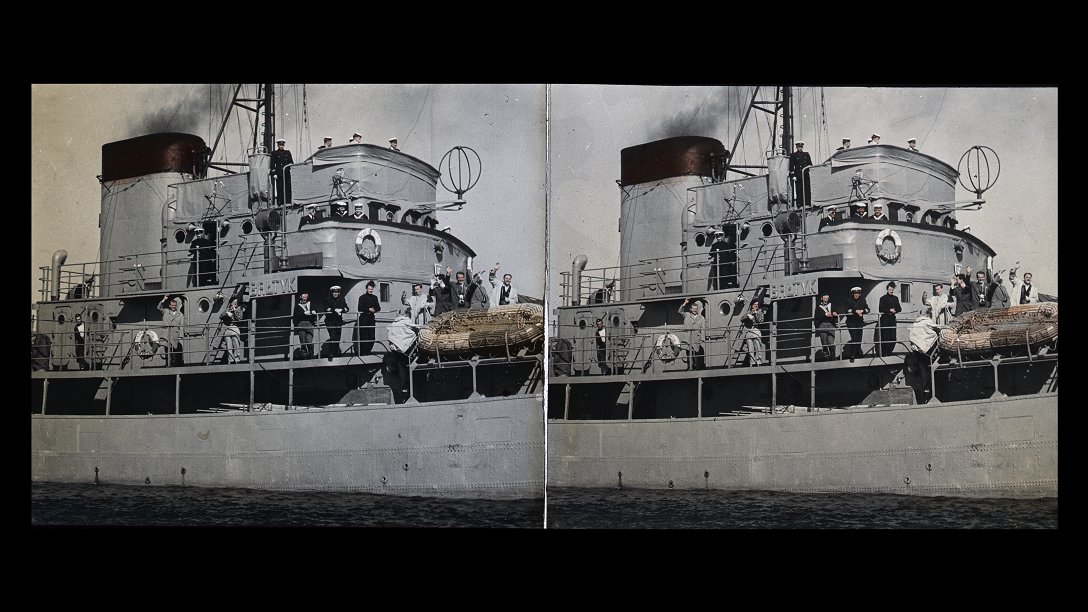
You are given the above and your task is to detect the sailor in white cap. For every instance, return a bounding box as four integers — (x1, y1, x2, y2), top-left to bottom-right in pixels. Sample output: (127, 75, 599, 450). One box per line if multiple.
(350, 132, 363, 144)
(907, 138, 918, 152)
(323, 285, 349, 358)
(298, 203, 317, 230)
(843, 285, 870, 362)
(388, 137, 399, 151)
(851, 201, 869, 219)
(871, 202, 887, 221)
(707, 227, 733, 290)
(270, 138, 293, 206)
(318, 136, 333, 151)
(836, 138, 851, 152)
(789, 140, 813, 208)
(819, 205, 838, 229)
(870, 133, 881, 145)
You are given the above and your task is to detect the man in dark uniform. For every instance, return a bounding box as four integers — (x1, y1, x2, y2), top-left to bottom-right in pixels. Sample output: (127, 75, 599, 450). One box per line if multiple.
(707, 229, 729, 290)
(813, 291, 838, 359)
(844, 286, 870, 362)
(189, 228, 218, 287)
(818, 206, 838, 230)
(323, 285, 349, 359)
(877, 281, 902, 356)
(317, 136, 333, 151)
(836, 138, 851, 152)
(270, 138, 293, 206)
(356, 280, 381, 356)
(789, 141, 813, 208)
(297, 204, 316, 230)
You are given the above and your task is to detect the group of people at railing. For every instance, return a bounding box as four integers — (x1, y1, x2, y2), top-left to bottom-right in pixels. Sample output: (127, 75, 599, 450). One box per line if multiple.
(577, 269, 1046, 376)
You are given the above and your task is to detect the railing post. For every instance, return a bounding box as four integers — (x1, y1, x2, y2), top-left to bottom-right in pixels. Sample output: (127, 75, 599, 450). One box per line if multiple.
(41, 378, 48, 415)
(564, 383, 571, 420)
(288, 366, 294, 409)
(697, 376, 703, 418)
(105, 377, 112, 415)
(175, 374, 181, 415)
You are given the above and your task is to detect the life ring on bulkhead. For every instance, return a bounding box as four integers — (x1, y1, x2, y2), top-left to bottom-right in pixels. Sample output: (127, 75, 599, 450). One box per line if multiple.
(655, 333, 681, 363)
(355, 228, 382, 263)
(133, 330, 160, 359)
(875, 228, 903, 262)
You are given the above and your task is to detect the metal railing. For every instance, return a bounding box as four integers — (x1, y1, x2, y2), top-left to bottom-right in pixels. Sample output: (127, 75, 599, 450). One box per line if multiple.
(552, 315, 1057, 378)
(560, 241, 795, 306)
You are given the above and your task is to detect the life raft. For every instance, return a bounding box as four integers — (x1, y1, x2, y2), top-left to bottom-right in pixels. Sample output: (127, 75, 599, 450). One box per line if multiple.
(938, 302, 1058, 355)
(875, 228, 902, 262)
(417, 304, 544, 356)
(655, 333, 681, 363)
(133, 329, 160, 359)
(355, 228, 382, 262)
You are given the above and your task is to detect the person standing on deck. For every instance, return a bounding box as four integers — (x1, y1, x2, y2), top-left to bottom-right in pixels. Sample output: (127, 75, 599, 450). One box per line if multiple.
(323, 285, 349, 359)
(951, 274, 976, 315)
(357, 280, 381, 356)
(788, 141, 813, 209)
(813, 292, 838, 359)
(293, 292, 317, 359)
(877, 281, 902, 356)
(73, 313, 89, 371)
(844, 286, 870, 362)
(158, 294, 185, 366)
(1010, 268, 1039, 304)
(924, 283, 952, 325)
(679, 298, 706, 370)
(270, 138, 293, 206)
(594, 318, 611, 375)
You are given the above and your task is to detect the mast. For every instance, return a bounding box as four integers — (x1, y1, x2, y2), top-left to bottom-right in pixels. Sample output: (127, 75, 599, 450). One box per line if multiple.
(262, 83, 275, 153)
(780, 86, 793, 154)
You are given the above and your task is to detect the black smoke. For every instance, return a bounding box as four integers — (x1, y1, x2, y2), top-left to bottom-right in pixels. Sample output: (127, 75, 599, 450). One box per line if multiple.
(130, 86, 208, 137)
(649, 87, 751, 141)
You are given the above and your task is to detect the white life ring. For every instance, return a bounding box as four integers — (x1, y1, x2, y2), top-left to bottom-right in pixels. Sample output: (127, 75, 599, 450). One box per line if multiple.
(133, 329, 160, 359)
(655, 333, 681, 363)
(875, 228, 903, 262)
(355, 228, 382, 263)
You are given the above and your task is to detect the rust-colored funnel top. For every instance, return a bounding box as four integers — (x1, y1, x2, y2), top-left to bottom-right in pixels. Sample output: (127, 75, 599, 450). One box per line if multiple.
(102, 133, 207, 182)
(620, 136, 728, 186)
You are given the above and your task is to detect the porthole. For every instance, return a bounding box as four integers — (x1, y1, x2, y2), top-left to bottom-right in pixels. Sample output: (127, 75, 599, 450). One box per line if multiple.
(57, 314, 66, 325)
(719, 302, 731, 316)
(90, 311, 100, 323)
(198, 297, 211, 313)
(242, 220, 254, 234)
(611, 316, 621, 327)
(174, 230, 186, 243)
(578, 319, 587, 330)
(761, 222, 774, 237)
(694, 233, 706, 247)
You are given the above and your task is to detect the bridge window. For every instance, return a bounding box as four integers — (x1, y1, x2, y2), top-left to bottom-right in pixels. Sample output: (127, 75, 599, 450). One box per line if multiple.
(900, 283, 911, 304)
(368, 201, 384, 222)
(380, 282, 391, 303)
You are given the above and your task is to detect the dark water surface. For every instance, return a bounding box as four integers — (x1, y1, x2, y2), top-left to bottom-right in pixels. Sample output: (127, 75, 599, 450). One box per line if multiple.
(546, 487, 1058, 529)
(32, 482, 544, 528)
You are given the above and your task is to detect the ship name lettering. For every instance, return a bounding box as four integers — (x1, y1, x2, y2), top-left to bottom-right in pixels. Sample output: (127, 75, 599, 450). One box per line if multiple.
(769, 279, 817, 301)
(250, 277, 298, 297)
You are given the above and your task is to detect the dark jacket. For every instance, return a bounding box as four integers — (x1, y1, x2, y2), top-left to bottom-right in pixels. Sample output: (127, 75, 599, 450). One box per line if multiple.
(844, 296, 870, 326)
(324, 294, 349, 326)
(814, 301, 836, 328)
(293, 301, 317, 326)
(950, 283, 976, 315)
(878, 294, 902, 321)
(358, 292, 381, 324)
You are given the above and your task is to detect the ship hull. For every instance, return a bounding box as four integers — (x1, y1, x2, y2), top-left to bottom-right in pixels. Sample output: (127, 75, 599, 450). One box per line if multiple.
(32, 395, 544, 500)
(547, 394, 1056, 499)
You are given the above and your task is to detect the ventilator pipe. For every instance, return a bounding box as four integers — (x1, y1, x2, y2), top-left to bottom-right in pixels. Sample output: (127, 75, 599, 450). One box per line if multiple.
(50, 250, 68, 301)
(571, 255, 589, 306)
